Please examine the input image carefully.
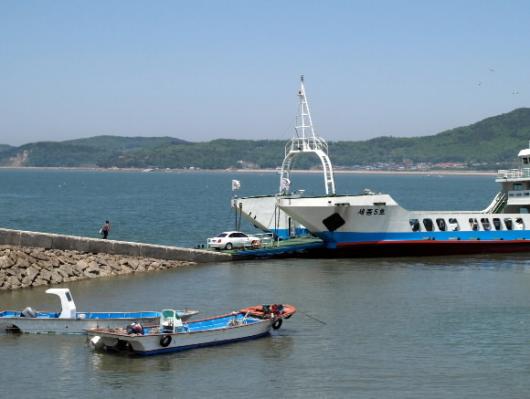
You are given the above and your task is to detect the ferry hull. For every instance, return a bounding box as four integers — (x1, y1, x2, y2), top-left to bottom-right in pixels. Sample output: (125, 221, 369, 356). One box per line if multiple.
(278, 194, 530, 258)
(233, 196, 308, 239)
(314, 239, 530, 257)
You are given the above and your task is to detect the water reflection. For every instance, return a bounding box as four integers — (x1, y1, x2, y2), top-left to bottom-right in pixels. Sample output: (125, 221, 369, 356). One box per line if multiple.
(89, 333, 295, 374)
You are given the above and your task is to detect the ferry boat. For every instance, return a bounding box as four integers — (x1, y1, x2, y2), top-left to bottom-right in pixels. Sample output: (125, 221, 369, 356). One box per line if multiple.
(235, 77, 530, 256)
(276, 148, 530, 256)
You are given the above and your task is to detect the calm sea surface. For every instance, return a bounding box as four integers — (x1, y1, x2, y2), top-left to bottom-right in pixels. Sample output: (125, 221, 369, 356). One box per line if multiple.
(2, 169, 530, 398)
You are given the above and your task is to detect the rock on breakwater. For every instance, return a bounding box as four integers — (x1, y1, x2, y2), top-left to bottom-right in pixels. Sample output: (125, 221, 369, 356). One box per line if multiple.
(0, 245, 195, 290)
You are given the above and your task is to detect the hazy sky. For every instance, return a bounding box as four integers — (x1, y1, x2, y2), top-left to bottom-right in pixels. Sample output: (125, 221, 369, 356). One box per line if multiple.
(2, 0, 530, 145)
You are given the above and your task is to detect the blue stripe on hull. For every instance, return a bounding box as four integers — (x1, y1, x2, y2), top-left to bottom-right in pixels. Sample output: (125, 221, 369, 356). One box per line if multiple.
(271, 228, 310, 240)
(318, 230, 530, 247)
(135, 331, 271, 356)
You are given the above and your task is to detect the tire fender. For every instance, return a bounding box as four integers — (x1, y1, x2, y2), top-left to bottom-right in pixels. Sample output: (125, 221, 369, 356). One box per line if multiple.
(272, 319, 283, 330)
(160, 335, 172, 347)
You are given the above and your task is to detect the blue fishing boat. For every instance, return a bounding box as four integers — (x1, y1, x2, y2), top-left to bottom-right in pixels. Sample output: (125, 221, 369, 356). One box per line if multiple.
(0, 288, 198, 334)
(88, 304, 296, 355)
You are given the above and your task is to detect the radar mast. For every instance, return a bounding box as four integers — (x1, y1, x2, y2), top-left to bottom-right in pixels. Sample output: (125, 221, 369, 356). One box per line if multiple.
(279, 76, 336, 195)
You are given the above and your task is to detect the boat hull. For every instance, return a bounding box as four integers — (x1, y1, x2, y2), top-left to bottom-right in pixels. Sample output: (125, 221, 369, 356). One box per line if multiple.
(233, 196, 308, 239)
(89, 304, 295, 356)
(0, 316, 159, 335)
(278, 194, 530, 257)
(0, 310, 198, 334)
(313, 239, 530, 257)
(92, 318, 273, 356)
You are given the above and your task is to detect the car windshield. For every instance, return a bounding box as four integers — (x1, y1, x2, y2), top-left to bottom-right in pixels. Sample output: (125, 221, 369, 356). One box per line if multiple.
(217, 233, 228, 237)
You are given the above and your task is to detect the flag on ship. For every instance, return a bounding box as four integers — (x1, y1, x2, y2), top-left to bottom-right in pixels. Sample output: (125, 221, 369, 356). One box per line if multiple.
(232, 180, 241, 191)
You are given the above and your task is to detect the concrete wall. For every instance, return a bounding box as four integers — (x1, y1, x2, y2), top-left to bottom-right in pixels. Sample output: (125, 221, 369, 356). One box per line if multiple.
(0, 228, 232, 263)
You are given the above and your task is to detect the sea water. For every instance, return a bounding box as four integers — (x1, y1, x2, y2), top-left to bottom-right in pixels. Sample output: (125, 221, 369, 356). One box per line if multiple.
(2, 169, 530, 399)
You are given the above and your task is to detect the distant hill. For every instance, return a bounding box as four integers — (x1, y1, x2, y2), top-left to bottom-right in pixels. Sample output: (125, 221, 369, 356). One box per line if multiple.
(0, 136, 189, 167)
(2, 108, 530, 169)
(97, 139, 287, 169)
(0, 145, 12, 153)
(63, 135, 188, 151)
(328, 108, 530, 167)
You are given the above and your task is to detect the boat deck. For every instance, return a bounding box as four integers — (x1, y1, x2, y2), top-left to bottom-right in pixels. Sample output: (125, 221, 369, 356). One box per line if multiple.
(225, 237, 325, 259)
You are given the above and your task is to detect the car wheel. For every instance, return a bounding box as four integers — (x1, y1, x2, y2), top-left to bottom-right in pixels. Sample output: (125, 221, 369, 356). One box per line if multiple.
(225, 243, 233, 250)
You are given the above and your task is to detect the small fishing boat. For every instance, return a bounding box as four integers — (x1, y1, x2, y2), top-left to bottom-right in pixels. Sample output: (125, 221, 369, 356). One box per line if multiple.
(0, 288, 199, 334)
(88, 303, 296, 356)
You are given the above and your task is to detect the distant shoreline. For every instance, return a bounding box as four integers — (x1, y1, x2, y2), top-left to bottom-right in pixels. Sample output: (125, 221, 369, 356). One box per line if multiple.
(0, 166, 497, 176)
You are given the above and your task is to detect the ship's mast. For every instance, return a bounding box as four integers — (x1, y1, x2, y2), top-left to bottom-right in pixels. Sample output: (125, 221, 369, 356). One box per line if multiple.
(279, 76, 336, 195)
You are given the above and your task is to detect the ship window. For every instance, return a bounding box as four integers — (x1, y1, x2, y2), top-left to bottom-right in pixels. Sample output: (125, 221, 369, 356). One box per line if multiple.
(524, 158, 529, 164)
(469, 218, 479, 231)
(480, 218, 491, 231)
(493, 218, 502, 230)
(448, 218, 459, 231)
(423, 218, 434, 231)
(504, 218, 513, 230)
(436, 218, 446, 231)
(514, 183, 523, 191)
(515, 218, 524, 229)
(409, 219, 420, 232)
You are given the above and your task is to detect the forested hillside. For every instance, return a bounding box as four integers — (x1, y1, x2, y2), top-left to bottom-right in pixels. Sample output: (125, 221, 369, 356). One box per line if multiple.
(2, 108, 530, 169)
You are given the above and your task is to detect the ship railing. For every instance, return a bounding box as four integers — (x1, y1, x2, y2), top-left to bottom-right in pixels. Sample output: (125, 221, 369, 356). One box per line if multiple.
(285, 137, 328, 155)
(482, 191, 507, 213)
(497, 168, 530, 179)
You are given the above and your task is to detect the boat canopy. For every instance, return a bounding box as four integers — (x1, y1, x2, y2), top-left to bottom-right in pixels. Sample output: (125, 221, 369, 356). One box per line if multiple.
(45, 288, 76, 319)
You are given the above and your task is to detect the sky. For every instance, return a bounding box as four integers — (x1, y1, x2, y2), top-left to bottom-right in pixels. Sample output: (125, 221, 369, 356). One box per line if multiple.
(1, 0, 530, 145)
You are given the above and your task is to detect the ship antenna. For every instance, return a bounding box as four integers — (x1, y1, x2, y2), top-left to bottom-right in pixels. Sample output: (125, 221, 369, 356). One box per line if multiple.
(278, 76, 336, 195)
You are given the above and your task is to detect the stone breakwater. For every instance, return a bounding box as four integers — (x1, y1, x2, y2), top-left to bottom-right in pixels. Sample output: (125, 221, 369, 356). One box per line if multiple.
(0, 245, 195, 290)
(0, 228, 231, 263)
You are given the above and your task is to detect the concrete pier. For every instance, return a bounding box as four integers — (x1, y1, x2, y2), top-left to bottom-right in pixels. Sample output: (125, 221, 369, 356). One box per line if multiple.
(0, 228, 232, 263)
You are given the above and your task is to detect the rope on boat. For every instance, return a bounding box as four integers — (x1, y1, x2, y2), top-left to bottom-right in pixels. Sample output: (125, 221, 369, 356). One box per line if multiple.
(298, 310, 327, 325)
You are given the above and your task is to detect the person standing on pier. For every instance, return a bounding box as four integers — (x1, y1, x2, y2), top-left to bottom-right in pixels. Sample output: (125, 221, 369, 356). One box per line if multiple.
(100, 220, 111, 239)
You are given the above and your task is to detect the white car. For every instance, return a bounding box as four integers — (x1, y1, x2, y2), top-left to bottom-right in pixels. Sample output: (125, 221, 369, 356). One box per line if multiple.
(207, 231, 262, 250)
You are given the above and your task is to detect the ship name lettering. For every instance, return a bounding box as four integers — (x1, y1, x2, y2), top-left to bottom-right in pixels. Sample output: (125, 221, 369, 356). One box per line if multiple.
(358, 208, 385, 216)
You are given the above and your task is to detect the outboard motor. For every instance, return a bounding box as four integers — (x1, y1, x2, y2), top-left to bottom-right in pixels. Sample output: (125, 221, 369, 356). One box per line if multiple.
(21, 307, 37, 318)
